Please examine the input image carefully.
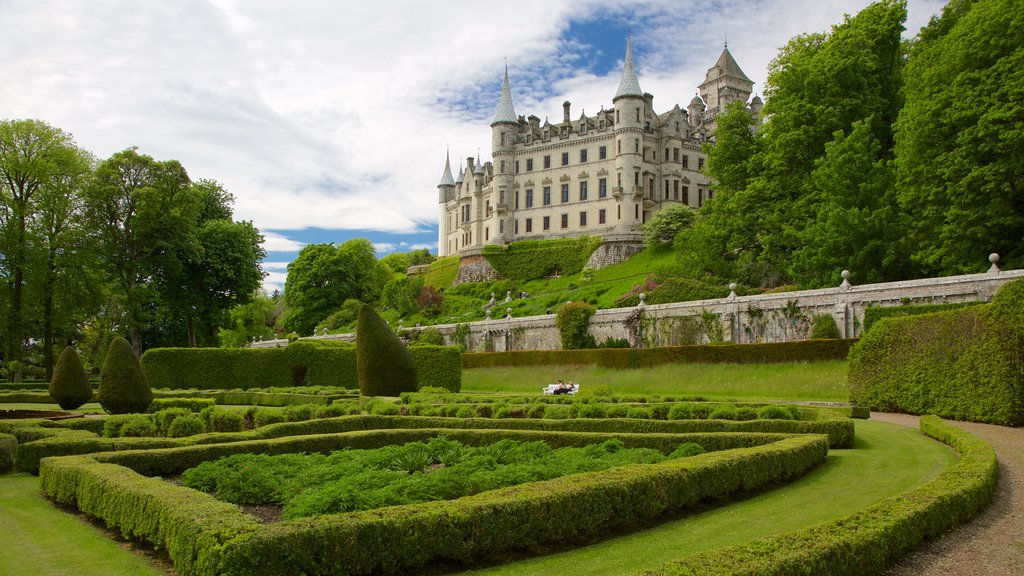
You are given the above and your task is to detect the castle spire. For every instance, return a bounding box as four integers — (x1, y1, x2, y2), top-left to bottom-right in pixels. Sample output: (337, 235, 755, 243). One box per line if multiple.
(613, 34, 643, 101)
(491, 64, 518, 126)
(437, 149, 456, 187)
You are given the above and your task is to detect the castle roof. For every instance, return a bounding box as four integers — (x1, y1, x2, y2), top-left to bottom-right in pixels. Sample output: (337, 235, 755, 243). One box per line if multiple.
(712, 47, 752, 83)
(437, 151, 456, 187)
(491, 65, 518, 125)
(455, 166, 464, 184)
(613, 35, 643, 101)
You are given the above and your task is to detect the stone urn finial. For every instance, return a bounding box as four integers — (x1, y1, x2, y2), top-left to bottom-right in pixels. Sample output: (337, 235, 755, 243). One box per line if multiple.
(988, 253, 1001, 274)
(506, 307, 513, 319)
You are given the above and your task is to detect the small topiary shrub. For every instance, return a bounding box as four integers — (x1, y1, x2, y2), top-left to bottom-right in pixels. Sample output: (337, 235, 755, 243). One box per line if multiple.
(167, 413, 206, 437)
(48, 346, 93, 410)
(283, 404, 317, 422)
(356, 304, 418, 396)
(154, 408, 191, 435)
(252, 407, 286, 428)
(626, 407, 651, 419)
(667, 404, 692, 420)
(120, 416, 158, 437)
(809, 314, 841, 339)
(757, 405, 793, 420)
(98, 337, 153, 414)
(709, 405, 737, 420)
(669, 442, 706, 458)
(556, 301, 597, 350)
(200, 407, 245, 432)
(417, 327, 444, 346)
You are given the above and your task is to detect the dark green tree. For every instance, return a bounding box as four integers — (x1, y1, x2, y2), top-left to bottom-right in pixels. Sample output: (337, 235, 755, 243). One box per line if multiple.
(49, 345, 93, 410)
(895, 0, 1024, 273)
(642, 204, 697, 247)
(356, 304, 417, 396)
(98, 336, 152, 414)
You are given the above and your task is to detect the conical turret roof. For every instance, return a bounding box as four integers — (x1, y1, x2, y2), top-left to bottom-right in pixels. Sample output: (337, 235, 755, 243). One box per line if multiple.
(437, 151, 456, 187)
(712, 47, 752, 83)
(613, 35, 643, 101)
(491, 65, 518, 126)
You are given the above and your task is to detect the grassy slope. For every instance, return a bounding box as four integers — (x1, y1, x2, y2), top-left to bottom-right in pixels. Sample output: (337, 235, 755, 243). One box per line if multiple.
(0, 473, 166, 576)
(462, 360, 849, 402)
(450, 419, 956, 576)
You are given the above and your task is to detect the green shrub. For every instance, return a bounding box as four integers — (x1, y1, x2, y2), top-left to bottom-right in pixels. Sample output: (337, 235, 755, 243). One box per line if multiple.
(667, 404, 692, 420)
(862, 301, 984, 333)
(597, 337, 631, 348)
(167, 414, 206, 438)
(147, 397, 215, 413)
(283, 404, 317, 422)
(200, 407, 244, 433)
(556, 301, 597, 350)
(154, 408, 191, 435)
(357, 304, 418, 396)
(0, 433, 15, 473)
(756, 405, 793, 420)
(627, 407, 652, 419)
(482, 236, 602, 281)
(709, 405, 737, 420)
(252, 408, 286, 428)
(418, 327, 444, 346)
(809, 314, 841, 339)
(849, 279, 1024, 425)
(410, 345, 462, 392)
(103, 414, 156, 438)
(98, 337, 153, 414)
(48, 346, 93, 410)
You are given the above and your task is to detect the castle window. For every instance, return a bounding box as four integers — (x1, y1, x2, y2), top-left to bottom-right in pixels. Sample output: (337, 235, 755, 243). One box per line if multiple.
(525, 218, 532, 233)
(635, 204, 639, 219)
(514, 191, 519, 210)
(579, 211, 587, 227)
(664, 179, 669, 198)
(561, 213, 568, 229)
(617, 140, 621, 154)
(616, 110, 620, 123)
(499, 190, 505, 205)
(526, 189, 533, 208)
(652, 150, 657, 161)
(698, 158, 705, 170)
(673, 180, 680, 200)
(543, 216, 550, 230)
(598, 178, 607, 198)
(579, 181, 588, 201)
(636, 108, 640, 122)
(561, 152, 569, 166)
(634, 171, 640, 186)
(634, 138, 639, 152)
(599, 209, 606, 224)
(501, 132, 506, 145)
(515, 219, 519, 234)
(617, 205, 621, 220)
(543, 186, 551, 205)
(599, 120, 605, 129)
(499, 220, 504, 233)
(683, 185, 690, 204)
(515, 161, 520, 173)
(526, 158, 533, 172)
(485, 227, 489, 241)
(599, 145, 607, 160)
(682, 155, 689, 169)
(580, 149, 587, 163)
(673, 148, 680, 162)
(676, 122, 680, 132)
(544, 155, 551, 169)
(664, 147, 669, 160)
(561, 183, 569, 203)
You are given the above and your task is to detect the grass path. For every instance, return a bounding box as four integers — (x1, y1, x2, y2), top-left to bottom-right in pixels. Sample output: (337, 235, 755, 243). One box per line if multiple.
(0, 473, 167, 576)
(449, 419, 956, 576)
(462, 360, 849, 402)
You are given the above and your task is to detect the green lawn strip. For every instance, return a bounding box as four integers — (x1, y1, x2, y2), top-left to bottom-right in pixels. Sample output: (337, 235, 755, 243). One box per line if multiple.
(461, 361, 848, 402)
(450, 419, 954, 576)
(0, 473, 164, 576)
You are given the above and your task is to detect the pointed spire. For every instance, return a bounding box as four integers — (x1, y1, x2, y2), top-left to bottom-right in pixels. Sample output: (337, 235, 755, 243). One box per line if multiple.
(455, 165, 465, 184)
(713, 46, 752, 83)
(613, 34, 643, 101)
(437, 149, 456, 187)
(491, 63, 518, 126)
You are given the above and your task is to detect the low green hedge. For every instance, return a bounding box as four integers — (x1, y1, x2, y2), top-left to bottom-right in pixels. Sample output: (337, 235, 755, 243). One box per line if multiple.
(154, 390, 343, 407)
(633, 415, 997, 575)
(40, 430, 828, 576)
(141, 342, 460, 392)
(849, 279, 1024, 425)
(0, 433, 15, 473)
(148, 398, 215, 413)
(464, 339, 857, 368)
(862, 302, 983, 333)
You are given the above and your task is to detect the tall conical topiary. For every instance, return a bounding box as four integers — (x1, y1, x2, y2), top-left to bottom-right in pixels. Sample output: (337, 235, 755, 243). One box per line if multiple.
(356, 304, 418, 396)
(98, 336, 153, 414)
(49, 346, 93, 410)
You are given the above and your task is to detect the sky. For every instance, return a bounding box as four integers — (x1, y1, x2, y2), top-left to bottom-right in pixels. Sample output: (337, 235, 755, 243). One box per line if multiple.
(0, 0, 947, 293)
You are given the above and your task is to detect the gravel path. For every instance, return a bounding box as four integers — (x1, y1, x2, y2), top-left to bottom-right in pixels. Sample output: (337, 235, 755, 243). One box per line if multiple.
(871, 412, 1024, 576)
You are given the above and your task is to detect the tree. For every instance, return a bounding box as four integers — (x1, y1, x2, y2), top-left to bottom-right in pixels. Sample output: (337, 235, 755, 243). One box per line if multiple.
(218, 291, 279, 347)
(83, 148, 201, 355)
(284, 239, 388, 335)
(0, 119, 90, 375)
(895, 0, 1024, 274)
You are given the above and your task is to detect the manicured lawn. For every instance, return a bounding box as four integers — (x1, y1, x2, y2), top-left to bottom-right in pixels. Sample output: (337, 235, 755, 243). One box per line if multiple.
(462, 360, 849, 402)
(0, 473, 167, 576)
(450, 419, 956, 575)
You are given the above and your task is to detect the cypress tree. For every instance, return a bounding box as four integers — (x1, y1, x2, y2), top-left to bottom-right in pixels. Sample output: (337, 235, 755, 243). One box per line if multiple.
(98, 336, 153, 414)
(48, 346, 93, 410)
(356, 304, 418, 396)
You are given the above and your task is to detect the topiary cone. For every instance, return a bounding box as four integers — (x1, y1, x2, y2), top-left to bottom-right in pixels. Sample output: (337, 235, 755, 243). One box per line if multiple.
(98, 336, 153, 414)
(356, 304, 418, 396)
(48, 346, 93, 410)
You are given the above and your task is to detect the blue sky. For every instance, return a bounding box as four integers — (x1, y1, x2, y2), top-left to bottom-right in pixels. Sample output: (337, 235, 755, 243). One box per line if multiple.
(1, 0, 946, 292)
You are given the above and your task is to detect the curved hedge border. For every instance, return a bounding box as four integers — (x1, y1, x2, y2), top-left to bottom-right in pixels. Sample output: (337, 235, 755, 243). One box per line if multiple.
(464, 339, 857, 368)
(6, 411, 854, 474)
(0, 432, 15, 473)
(40, 430, 828, 576)
(631, 415, 998, 576)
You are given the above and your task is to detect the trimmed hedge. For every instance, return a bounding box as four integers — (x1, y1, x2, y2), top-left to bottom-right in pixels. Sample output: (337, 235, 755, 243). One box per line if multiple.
(862, 301, 983, 333)
(0, 433, 15, 473)
(464, 339, 858, 369)
(633, 415, 997, 576)
(142, 341, 458, 393)
(356, 304, 418, 396)
(148, 398, 215, 413)
(98, 337, 153, 414)
(49, 346, 94, 410)
(40, 429, 828, 576)
(849, 279, 1024, 425)
(482, 236, 603, 281)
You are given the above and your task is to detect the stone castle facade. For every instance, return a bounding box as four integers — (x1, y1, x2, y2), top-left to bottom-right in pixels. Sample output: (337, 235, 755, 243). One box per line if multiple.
(437, 38, 763, 259)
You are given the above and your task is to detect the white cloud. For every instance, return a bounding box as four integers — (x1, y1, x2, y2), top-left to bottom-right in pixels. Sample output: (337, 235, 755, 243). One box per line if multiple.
(261, 232, 305, 253)
(0, 0, 944, 241)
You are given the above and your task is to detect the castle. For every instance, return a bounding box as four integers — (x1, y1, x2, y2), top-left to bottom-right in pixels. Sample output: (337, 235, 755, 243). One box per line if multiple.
(437, 37, 762, 273)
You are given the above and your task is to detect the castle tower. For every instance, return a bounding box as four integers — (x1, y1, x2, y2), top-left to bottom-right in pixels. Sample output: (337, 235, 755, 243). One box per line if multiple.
(491, 65, 518, 244)
(698, 45, 754, 132)
(612, 35, 645, 233)
(437, 151, 456, 256)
